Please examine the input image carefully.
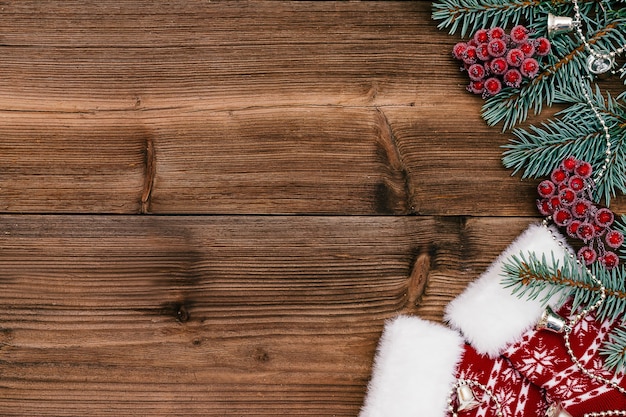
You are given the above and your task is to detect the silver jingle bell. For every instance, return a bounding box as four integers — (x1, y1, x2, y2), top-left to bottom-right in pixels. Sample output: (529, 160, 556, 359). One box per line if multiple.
(456, 383, 480, 412)
(536, 306, 572, 334)
(545, 403, 573, 417)
(547, 13, 574, 38)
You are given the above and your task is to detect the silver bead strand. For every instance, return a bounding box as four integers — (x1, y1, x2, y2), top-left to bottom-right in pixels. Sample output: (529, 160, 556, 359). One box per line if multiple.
(579, 79, 612, 182)
(542, 221, 626, 397)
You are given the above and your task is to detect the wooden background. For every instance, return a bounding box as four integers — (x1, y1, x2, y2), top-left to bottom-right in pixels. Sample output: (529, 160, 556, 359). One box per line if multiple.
(3, 1, 619, 415)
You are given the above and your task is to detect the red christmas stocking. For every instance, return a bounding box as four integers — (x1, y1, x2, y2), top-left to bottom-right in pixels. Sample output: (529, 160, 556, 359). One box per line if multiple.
(359, 315, 549, 417)
(503, 304, 626, 416)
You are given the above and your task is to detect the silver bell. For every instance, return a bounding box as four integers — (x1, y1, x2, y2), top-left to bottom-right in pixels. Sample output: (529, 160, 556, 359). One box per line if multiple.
(547, 13, 574, 38)
(456, 383, 480, 412)
(536, 306, 571, 334)
(545, 403, 573, 417)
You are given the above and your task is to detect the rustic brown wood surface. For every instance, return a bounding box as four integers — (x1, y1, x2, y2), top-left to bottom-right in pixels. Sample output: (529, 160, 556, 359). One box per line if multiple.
(0, 1, 612, 415)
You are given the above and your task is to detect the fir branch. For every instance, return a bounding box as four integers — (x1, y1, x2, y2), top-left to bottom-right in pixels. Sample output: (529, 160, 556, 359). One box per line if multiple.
(599, 325, 626, 373)
(502, 81, 626, 205)
(501, 252, 626, 321)
(432, 0, 546, 37)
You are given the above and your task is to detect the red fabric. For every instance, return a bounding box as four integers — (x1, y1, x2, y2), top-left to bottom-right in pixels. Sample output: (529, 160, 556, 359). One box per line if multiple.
(503, 304, 626, 416)
(453, 343, 549, 417)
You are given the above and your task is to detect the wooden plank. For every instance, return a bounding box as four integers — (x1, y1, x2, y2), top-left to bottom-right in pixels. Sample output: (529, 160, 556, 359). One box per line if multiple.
(0, 214, 539, 415)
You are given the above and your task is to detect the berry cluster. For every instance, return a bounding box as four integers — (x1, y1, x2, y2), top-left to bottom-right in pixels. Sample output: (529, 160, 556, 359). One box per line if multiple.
(537, 157, 624, 269)
(452, 25, 551, 98)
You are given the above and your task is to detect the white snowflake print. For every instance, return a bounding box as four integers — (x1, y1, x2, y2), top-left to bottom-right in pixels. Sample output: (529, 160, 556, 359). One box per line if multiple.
(516, 340, 562, 378)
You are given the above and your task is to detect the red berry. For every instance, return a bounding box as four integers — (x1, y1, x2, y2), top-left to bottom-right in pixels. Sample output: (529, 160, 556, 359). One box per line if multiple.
(503, 69, 523, 88)
(489, 57, 508, 75)
(506, 48, 525, 67)
(467, 80, 485, 95)
(559, 188, 576, 206)
(510, 25, 529, 44)
(572, 199, 591, 218)
(549, 195, 562, 210)
(535, 37, 551, 56)
(575, 161, 593, 178)
(576, 222, 595, 241)
(551, 168, 568, 184)
(567, 220, 581, 238)
(578, 246, 597, 265)
(537, 198, 554, 216)
(476, 43, 491, 61)
(568, 175, 585, 192)
(595, 208, 614, 227)
(537, 180, 556, 197)
(520, 57, 539, 78)
(483, 77, 502, 96)
(519, 42, 536, 57)
(600, 251, 619, 269)
(488, 27, 506, 39)
(474, 29, 490, 44)
(463, 46, 478, 64)
(562, 156, 578, 172)
(453, 42, 468, 60)
(553, 208, 573, 226)
(487, 38, 507, 57)
(468, 63, 486, 81)
(593, 223, 606, 237)
(606, 230, 624, 248)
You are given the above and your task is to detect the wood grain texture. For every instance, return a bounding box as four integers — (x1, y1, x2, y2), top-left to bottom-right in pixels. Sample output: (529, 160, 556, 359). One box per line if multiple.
(0, 214, 535, 416)
(0, 0, 562, 215)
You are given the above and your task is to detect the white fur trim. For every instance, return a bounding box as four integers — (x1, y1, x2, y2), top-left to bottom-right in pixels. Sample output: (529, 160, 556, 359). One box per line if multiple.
(445, 223, 571, 357)
(359, 315, 464, 417)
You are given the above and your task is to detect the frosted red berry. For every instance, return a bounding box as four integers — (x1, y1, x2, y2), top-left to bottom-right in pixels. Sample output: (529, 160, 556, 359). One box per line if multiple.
(510, 25, 529, 44)
(520, 57, 539, 78)
(549, 195, 562, 210)
(562, 156, 578, 172)
(568, 175, 585, 191)
(468, 64, 486, 81)
(476, 43, 491, 61)
(572, 199, 591, 218)
(487, 38, 507, 57)
(575, 161, 592, 178)
(606, 230, 624, 249)
(463, 46, 478, 64)
(537, 199, 553, 216)
(553, 208, 573, 226)
(474, 29, 490, 44)
(576, 222, 595, 241)
(453, 42, 468, 60)
(519, 42, 536, 57)
(551, 168, 568, 184)
(488, 27, 506, 39)
(467, 80, 485, 95)
(559, 188, 576, 206)
(503, 69, 523, 88)
(595, 208, 614, 227)
(506, 48, 525, 67)
(483, 77, 502, 96)
(537, 180, 556, 197)
(567, 220, 581, 238)
(535, 37, 551, 56)
(600, 251, 619, 269)
(490, 57, 508, 75)
(578, 246, 597, 265)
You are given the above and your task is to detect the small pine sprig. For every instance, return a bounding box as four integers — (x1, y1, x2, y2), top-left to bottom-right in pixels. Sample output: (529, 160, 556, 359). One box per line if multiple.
(502, 251, 626, 372)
